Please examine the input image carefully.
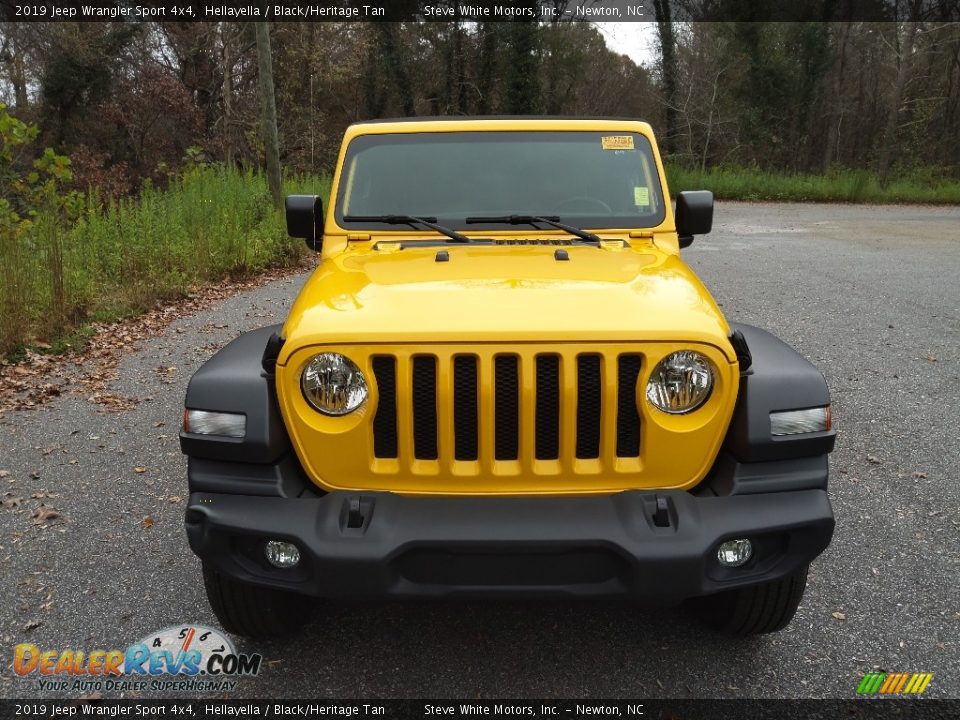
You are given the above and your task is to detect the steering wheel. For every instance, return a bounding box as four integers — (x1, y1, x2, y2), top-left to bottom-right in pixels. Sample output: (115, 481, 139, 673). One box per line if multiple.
(552, 196, 614, 215)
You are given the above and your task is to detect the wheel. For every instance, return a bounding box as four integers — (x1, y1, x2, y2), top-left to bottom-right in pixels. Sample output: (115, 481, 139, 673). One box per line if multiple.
(552, 196, 613, 214)
(202, 562, 314, 639)
(692, 565, 809, 636)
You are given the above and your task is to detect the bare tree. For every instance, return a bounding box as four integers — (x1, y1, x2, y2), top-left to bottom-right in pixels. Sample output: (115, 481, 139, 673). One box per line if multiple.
(255, 21, 282, 208)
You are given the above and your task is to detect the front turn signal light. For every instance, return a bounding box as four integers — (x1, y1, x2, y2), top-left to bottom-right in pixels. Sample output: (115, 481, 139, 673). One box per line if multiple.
(183, 409, 247, 438)
(769, 406, 831, 436)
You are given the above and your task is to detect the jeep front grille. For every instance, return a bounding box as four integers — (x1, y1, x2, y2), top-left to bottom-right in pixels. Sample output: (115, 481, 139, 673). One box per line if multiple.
(370, 348, 643, 473)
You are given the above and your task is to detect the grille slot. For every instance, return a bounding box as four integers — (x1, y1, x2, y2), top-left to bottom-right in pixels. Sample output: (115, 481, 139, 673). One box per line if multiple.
(494, 355, 520, 460)
(576, 355, 602, 459)
(371, 356, 398, 458)
(535, 355, 561, 460)
(412, 356, 438, 460)
(616, 354, 643, 457)
(452, 356, 479, 461)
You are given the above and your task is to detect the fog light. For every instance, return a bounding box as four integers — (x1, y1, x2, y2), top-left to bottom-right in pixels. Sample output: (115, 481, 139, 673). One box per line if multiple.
(717, 538, 753, 567)
(264, 540, 300, 569)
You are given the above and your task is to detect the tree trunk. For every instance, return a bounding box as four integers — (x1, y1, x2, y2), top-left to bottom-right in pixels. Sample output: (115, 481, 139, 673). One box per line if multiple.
(376, 24, 415, 116)
(505, 20, 541, 114)
(475, 23, 498, 114)
(822, 23, 851, 171)
(652, 0, 678, 155)
(221, 22, 233, 167)
(452, 12, 465, 113)
(255, 21, 282, 209)
(878, 7, 921, 183)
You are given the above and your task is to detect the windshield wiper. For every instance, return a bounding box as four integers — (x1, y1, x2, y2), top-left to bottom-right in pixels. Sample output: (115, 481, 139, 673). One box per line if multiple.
(343, 215, 471, 243)
(465, 215, 601, 244)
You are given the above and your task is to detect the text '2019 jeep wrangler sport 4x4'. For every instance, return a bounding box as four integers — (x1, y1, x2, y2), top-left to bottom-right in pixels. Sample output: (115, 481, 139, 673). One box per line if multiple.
(180, 118, 835, 639)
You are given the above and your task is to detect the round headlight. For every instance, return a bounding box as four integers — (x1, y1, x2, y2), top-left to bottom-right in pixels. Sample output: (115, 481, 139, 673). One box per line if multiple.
(301, 353, 368, 415)
(645, 350, 714, 414)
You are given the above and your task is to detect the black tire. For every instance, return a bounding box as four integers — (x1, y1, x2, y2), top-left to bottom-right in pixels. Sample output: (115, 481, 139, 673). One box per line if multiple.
(202, 563, 314, 640)
(693, 565, 809, 636)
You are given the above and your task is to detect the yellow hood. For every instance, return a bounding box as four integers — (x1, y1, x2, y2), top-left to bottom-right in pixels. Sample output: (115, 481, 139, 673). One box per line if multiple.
(277, 241, 734, 364)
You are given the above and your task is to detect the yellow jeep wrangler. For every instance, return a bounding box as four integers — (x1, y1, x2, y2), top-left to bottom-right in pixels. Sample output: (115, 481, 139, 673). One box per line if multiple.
(180, 118, 835, 638)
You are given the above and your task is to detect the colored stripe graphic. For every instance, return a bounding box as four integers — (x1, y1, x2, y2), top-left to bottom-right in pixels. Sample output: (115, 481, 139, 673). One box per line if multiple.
(857, 673, 886, 694)
(879, 674, 897, 693)
(893, 673, 909, 693)
(857, 672, 933, 695)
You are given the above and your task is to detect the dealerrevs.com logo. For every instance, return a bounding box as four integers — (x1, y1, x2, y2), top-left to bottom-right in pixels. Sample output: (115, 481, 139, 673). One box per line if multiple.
(12, 624, 261, 693)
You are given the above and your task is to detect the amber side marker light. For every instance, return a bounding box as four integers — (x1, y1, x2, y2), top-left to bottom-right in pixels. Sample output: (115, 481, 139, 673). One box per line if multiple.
(769, 405, 832, 436)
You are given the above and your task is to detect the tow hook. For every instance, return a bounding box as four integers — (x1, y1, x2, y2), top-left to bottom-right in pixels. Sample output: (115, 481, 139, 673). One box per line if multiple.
(653, 496, 671, 528)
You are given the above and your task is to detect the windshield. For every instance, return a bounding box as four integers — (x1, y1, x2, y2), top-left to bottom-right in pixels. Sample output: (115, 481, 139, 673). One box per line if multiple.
(336, 131, 666, 231)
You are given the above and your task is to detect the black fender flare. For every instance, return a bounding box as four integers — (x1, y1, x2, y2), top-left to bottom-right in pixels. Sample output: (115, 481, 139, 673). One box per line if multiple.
(179, 325, 291, 464)
(723, 323, 836, 463)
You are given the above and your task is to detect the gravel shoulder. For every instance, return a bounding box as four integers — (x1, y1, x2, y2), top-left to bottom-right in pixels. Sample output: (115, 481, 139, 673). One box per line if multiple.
(1, 202, 958, 700)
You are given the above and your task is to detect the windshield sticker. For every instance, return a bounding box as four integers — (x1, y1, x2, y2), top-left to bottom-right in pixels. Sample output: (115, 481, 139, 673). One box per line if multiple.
(601, 135, 634, 151)
(634, 186, 650, 206)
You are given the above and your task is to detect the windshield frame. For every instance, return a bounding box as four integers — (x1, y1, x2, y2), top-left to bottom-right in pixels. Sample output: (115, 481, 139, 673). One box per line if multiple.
(334, 130, 667, 233)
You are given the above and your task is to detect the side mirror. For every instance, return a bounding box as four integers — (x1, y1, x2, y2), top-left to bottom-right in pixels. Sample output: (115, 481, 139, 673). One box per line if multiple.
(675, 190, 713, 248)
(285, 195, 323, 252)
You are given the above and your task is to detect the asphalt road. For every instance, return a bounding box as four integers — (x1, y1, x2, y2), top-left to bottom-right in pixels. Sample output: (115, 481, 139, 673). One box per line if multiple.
(1, 202, 958, 700)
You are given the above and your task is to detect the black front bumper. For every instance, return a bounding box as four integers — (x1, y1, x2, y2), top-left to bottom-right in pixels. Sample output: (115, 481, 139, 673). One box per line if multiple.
(186, 488, 834, 599)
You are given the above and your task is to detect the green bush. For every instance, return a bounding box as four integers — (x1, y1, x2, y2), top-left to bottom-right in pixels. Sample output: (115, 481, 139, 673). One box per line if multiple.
(0, 156, 329, 356)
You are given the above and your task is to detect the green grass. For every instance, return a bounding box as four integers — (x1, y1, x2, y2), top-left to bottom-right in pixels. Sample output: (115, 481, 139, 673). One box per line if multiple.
(667, 165, 960, 204)
(0, 166, 329, 357)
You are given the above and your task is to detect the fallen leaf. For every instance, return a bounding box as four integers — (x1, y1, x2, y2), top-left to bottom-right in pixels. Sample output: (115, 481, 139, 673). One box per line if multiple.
(32, 504, 61, 524)
(926, 355, 937, 362)
(30, 470, 41, 479)
(832, 611, 847, 621)
(23, 619, 42, 631)
(912, 471, 927, 479)
(0, 470, 9, 478)
(2, 495, 22, 509)
(134, 466, 146, 474)
(169, 496, 183, 504)
(866, 455, 881, 465)
(142, 516, 154, 529)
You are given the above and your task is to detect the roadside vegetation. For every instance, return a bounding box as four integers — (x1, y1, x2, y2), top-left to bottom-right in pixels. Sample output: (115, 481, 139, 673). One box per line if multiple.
(1, 105, 328, 358)
(669, 165, 960, 204)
